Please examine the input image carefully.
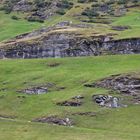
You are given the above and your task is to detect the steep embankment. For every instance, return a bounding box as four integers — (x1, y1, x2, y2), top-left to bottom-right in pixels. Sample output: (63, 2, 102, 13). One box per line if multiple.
(0, 27, 140, 59)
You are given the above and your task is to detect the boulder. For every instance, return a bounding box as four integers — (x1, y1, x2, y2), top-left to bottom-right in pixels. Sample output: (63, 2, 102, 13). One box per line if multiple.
(92, 95, 124, 108)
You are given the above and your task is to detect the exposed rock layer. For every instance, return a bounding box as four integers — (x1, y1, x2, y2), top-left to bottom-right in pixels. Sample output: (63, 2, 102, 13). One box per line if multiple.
(0, 33, 140, 59)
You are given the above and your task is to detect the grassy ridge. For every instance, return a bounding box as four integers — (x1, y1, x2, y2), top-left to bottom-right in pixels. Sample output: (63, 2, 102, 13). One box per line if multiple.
(0, 3, 140, 42)
(0, 55, 140, 140)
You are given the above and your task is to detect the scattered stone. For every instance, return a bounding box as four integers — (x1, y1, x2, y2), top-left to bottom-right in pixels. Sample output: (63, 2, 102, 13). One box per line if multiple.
(20, 86, 48, 95)
(111, 26, 131, 31)
(85, 74, 140, 96)
(72, 112, 96, 117)
(92, 95, 126, 108)
(56, 95, 84, 107)
(72, 95, 84, 100)
(132, 96, 140, 105)
(33, 116, 73, 126)
(57, 100, 82, 107)
(19, 83, 65, 95)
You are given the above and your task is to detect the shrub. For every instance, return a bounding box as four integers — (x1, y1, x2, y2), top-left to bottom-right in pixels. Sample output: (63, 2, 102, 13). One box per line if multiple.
(11, 15, 19, 20)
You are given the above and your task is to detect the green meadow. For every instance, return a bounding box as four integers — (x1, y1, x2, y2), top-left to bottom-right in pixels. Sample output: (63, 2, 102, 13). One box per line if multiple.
(0, 55, 140, 140)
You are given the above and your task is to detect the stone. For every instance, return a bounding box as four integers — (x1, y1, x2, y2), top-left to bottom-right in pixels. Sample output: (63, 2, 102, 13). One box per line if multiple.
(132, 96, 140, 104)
(56, 100, 82, 107)
(92, 95, 123, 108)
(56, 95, 84, 107)
(33, 116, 74, 126)
(72, 112, 96, 117)
(21, 86, 48, 95)
(72, 95, 84, 100)
(86, 74, 140, 96)
(111, 26, 131, 31)
(0, 31, 140, 59)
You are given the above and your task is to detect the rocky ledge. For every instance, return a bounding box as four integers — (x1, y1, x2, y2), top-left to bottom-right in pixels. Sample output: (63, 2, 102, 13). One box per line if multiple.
(0, 31, 140, 59)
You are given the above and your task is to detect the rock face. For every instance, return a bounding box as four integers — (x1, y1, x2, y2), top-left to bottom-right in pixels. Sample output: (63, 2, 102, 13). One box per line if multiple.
(93, 95, 124, 108)
(34, 116, 73, 126)
(0, 32, 140, 59)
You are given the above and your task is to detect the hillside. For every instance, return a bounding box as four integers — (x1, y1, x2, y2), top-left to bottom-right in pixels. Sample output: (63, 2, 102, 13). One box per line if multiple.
(0, 1, 140, 140)
(0, 0, 139, 59)
(0, 55, 140, 140)
(0, 0, 140, 41)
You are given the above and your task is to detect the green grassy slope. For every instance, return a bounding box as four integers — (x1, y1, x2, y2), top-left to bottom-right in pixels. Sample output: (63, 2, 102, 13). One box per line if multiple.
(112, 10, 140, 39)
(0, 55, 140, 140)
(0, 1, 140, 42)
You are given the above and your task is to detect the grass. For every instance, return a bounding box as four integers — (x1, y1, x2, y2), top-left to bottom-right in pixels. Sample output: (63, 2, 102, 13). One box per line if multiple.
(0, 11, 44, 42)
(112, 10, 140, 39)
(0, 3, 140, 42)
(0, 55, 140, 140)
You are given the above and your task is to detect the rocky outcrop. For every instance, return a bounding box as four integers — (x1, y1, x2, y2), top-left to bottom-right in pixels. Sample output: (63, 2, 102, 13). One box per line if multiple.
(57, 100, 82, 107)
(0, 32, 140, 59)
(33, 116, 73, 126)
(56, 95, 84, 107)
(92, 95, 125, 108)
(102, 38, 140, 54)
(18, 83, 64, 95)
(20, 86, 48, 95)
(86, 74, 140, 96)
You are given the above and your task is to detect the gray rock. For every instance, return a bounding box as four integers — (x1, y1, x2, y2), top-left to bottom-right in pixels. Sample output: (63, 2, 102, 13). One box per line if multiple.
(93, 95, 123, 108)
(92, 74, 140, 96)
(21, 87, 48, 95)
(33, 116, 74, 126)
(0, 32, 140, 59)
